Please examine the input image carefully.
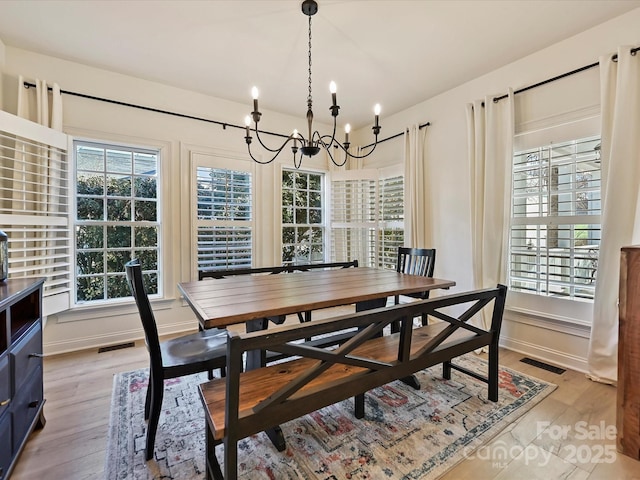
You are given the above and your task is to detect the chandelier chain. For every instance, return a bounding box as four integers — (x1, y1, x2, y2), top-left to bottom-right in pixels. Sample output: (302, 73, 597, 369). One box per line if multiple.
(308, 15, 312, 105)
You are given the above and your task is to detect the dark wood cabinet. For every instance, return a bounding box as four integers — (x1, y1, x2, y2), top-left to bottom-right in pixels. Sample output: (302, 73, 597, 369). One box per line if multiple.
(0, 278, 45, 480)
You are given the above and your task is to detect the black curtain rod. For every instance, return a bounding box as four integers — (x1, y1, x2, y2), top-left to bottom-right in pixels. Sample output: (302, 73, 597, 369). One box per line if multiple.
(22, 81, 290, 139)
(23, 80, 429, 151)
(490, 45, 640, 104)
(360, 122, 431, 150)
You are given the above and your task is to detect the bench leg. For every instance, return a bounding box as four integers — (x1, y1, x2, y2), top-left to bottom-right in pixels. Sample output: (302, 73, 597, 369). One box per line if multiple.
(265, 426, 287, 452)
(443, 360, 452, 380)
(354, 393, 365, 419)
(206, 426, 223, 480)
(488, 344, 499, 402)
(400, 375, 421, 390)
(224, 436, 238, 480)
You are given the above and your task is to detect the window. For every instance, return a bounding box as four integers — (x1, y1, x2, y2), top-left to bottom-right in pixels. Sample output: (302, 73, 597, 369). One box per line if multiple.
(282, 169, 325, 265)
(196, 166, 252, 270)
(377, 174, 404, 270)
(74, 141, 160, 304)
(509, 135, 601, 300)
(330, 168, 404, 269)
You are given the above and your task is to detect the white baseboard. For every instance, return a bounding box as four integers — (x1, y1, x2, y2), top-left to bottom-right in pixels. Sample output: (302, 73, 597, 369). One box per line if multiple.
(500, 335, 589, 374)
(43, 320, 196, 356)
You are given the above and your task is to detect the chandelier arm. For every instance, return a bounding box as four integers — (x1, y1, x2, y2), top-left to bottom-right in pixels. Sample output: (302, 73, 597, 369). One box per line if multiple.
(246, 143, 277, 164)
(294, 149, 303, 169)
(253, 126, 299, 153)
(330, 137, 380, 159)
(322, 114, 339, 150)
(316, 136, 348, 167)
(246, 138, 295, 164)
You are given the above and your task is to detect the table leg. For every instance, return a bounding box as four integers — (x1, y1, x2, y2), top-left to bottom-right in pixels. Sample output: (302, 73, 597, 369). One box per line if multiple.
(245, 318, 287, 452)
(245, 318, 268, 370)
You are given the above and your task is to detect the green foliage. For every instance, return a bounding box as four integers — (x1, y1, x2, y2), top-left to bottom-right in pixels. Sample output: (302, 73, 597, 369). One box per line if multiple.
(281, 170, 325, 265)
(76, 174, 159, 303)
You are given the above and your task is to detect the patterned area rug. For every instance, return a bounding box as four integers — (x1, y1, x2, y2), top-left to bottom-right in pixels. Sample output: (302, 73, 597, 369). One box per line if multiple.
(105, 354, 555, 479)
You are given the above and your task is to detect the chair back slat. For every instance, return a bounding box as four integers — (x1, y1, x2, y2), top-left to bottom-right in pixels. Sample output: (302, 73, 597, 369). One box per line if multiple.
(397, 247, 436, 277)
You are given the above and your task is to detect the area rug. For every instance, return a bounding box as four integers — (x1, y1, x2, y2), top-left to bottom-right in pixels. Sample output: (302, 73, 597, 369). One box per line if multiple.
(105, 354, 555, 479)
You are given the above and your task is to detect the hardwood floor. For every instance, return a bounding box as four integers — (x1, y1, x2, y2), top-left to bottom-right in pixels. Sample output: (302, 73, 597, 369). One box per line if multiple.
(9, 327, 640, 479)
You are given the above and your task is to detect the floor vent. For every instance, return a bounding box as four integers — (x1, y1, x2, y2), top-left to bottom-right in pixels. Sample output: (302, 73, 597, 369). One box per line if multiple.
(520, 357, 566, 374)
(98, 342, 135, 353)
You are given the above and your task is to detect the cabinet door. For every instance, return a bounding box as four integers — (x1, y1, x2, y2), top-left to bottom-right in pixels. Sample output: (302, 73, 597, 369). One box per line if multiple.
(12, 366, 42, 454)
(0, 355, 9, 418)
(11, 323, 42, 393)
(0, 409, 11, 479)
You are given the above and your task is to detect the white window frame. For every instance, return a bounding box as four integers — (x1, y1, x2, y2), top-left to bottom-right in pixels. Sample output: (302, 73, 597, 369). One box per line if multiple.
(72, 139, 162, 306)
(281, 167, 327, 265)
(189, 148, 255, 277)
(507, 115, 601, 327)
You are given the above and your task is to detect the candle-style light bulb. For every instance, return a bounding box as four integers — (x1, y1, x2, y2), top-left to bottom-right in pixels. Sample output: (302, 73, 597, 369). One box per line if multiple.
(330, 81, 337, 107)
(344, 123, 351, 143)
(244, 115, 251, 136)
(251, 87, 260, 120)
(374, 104, 381, 128)
(293, 129, 299, 146)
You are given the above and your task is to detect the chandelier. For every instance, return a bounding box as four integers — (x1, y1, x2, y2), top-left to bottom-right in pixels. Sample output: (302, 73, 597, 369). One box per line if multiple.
(244, 0, 381, 168)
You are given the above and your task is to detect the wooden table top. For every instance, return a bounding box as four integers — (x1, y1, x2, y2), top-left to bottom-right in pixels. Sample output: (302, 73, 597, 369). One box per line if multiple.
(178, 267, 456, 329)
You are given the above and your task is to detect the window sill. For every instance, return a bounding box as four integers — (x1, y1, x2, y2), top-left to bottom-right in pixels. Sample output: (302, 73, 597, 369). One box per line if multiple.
(505, 305, 592, 338)
(55, 297, 177, 323)
(505, 291, 592, 338)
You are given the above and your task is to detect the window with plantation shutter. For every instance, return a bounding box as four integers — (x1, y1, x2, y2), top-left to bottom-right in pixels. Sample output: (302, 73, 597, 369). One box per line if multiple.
(377, 174, 404, 270)
(0, 110, 72, 315)
(330, 168, 404, 269)
(195, 165, 252, 271)
(509, 135, 601, 300)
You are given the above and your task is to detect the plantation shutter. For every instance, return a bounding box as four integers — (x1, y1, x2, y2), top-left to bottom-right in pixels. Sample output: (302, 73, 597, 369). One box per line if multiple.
(510, 135, 601, 299)
(330, 169, 377, 267)
(191, 151, 253, 272)
(330, 167, 405, 269)
(378, 171, 404, 270)
(0, 110, 72, 315)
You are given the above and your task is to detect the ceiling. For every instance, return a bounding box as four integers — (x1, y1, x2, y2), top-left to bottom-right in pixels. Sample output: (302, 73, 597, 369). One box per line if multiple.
(0, 0, 638, 128)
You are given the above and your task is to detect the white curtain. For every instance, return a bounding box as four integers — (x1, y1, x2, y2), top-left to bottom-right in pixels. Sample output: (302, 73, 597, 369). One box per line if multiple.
(466, 91, 514, 329)
(404, 124, 428, 248)
(14, 77, 65, 286)
(17, 77, 63, 127)
(15, 77, 64, 212)
(588, 47, 640, 384)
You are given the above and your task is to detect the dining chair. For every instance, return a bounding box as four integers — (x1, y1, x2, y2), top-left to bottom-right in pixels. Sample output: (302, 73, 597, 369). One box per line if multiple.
(125, 259, 228, 461)
(394, 247, 437, 326)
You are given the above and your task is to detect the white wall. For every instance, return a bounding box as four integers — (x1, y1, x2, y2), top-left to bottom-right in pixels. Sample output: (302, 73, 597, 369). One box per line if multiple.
(352, 7, 640, 373)
(1, 7, 639, 366)
(0, 38, 5, 110)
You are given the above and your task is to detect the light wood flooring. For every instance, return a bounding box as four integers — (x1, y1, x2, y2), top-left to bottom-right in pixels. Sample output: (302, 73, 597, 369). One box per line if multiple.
(9, 323, 640, 480)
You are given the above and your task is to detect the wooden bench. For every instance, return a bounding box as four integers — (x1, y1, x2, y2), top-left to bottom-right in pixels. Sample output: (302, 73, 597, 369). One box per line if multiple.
(198, 284, 507, 480)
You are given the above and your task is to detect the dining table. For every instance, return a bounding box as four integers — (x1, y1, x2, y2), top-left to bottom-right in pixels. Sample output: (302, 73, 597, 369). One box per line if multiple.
(178, 266, 456, 450)
(178, 266, 455, 329)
